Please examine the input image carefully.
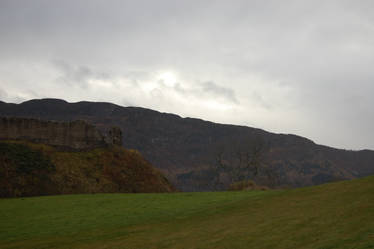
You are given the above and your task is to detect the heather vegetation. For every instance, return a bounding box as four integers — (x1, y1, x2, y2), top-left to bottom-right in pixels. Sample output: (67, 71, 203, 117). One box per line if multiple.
(0, 142, 56, 197)
(0, 176, 373, 249)
(0, 141, 174, 197)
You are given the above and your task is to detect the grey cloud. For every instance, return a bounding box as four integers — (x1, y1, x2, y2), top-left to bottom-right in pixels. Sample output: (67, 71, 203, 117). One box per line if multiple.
(0, 87, 8, 100)
(150, 88, 164, 99)
(53, 60, 110, 88)
(199, 82, 238, 104)
(0, 0, 373, 149)
(121, 98, 134, 107)
(124, 71, 152, 87)
(170, 81, 238, 104)
(0, 86, 40, 103)
(1, 91, 35, 104)
(250, 92, 271, 110)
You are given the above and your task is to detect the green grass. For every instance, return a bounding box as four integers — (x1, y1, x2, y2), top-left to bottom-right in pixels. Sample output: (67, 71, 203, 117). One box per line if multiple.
(0, 176, 373, 249)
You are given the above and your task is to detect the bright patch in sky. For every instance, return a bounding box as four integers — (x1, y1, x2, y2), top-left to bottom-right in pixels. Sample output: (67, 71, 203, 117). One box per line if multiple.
(203, 100, 233, 111)
(158, 72, 177, 87)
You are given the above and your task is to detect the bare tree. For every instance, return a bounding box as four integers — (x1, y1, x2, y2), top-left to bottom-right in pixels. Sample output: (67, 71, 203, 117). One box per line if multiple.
(212, 135, 277, 189)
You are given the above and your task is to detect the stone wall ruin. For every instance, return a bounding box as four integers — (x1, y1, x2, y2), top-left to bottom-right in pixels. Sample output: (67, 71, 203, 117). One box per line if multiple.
(0, 117, 122, 150)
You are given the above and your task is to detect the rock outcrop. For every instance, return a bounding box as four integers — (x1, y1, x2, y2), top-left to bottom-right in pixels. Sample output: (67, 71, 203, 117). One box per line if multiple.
(0, 117, 122, 150)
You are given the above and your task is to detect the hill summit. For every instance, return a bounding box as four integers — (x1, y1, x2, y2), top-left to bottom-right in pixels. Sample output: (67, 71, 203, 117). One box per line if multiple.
(1, 98, 374, 191)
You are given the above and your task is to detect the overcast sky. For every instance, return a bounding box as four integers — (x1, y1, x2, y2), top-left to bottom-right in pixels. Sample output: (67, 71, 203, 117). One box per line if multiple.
(0, 0, 373, 150)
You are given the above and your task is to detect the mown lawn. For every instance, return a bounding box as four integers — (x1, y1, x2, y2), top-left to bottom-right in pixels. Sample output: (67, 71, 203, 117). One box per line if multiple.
(0, 176, 373, 249)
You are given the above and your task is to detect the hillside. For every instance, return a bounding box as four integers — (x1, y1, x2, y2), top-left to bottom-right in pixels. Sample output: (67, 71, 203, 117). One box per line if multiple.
(0, 141, 174, 197)
(1, 98, 374, 191)
(0, 176, 373, 248)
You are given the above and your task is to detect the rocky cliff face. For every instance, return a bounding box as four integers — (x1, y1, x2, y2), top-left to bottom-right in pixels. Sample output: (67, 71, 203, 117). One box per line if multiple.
(0, 117, 122, 150)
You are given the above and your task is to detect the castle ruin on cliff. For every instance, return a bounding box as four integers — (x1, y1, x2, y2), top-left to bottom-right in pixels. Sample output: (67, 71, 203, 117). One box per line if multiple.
(0, 117, 122, 150)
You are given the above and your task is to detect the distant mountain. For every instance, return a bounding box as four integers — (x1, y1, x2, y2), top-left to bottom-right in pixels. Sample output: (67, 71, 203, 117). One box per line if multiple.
(1, 98, 373, 191)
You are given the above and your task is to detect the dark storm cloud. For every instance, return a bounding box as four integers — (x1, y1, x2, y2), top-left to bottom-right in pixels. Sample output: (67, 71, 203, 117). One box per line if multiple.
(0, 0, 373, 149)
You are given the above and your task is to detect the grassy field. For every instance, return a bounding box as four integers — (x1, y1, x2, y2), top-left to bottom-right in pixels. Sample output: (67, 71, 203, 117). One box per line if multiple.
(0, 176, 373, 249)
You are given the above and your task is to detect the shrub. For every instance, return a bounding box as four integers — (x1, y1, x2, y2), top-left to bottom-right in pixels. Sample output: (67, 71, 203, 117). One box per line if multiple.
(228, 180, 269, 191)
(0, 142, 56, 197)
(0, 142, 55, 174)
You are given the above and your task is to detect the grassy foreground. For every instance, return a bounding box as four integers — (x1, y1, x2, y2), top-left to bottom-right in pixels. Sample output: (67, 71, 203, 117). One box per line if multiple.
(0, 176, 373, 249)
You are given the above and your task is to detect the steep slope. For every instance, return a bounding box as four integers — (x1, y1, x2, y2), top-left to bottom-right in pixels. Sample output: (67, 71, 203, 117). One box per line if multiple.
(0, 141, 174, 197)
(1, 98, 373, 191)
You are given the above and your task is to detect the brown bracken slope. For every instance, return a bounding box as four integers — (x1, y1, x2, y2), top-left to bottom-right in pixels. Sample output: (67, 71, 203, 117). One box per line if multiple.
(0, 140, 174, 197)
